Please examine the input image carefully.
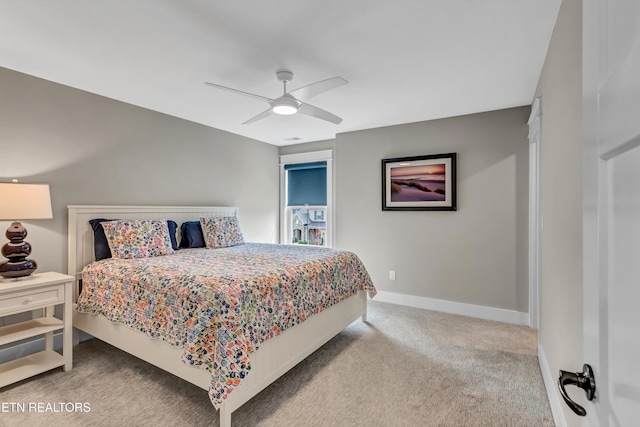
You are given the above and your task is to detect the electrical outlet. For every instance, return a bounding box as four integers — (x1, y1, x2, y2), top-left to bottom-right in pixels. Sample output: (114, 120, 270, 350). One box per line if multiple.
(389, 270, 396, 280)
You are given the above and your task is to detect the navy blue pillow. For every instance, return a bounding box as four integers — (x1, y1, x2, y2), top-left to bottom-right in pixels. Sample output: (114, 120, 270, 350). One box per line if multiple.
(179, 221, 205, 248)
(89, 218, 179, 261)
(167, 220, 179, 250)
(89, 218, 114, 261)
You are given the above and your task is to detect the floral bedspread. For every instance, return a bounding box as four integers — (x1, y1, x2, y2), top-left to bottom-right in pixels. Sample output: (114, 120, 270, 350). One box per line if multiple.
(77, 243, 375, 408)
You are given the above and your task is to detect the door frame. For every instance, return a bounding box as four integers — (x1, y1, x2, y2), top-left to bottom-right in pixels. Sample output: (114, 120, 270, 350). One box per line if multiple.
(528, 97, 542, 330)
(582, 1, 601, 424)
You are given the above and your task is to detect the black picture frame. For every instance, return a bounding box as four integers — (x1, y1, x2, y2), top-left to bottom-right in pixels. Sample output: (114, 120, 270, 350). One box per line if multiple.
(382, 153, 457, 211)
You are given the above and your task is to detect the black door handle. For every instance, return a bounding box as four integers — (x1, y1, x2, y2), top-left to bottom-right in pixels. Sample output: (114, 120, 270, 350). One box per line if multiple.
(558, 364, 596, 416)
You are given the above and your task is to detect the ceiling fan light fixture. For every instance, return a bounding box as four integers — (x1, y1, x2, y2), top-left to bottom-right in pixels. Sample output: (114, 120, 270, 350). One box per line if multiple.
(272, 104, 298, 115)
(271, 96, 299, 115)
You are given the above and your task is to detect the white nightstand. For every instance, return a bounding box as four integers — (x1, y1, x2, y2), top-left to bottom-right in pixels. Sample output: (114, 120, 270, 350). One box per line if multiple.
(0, 271, 74, 388)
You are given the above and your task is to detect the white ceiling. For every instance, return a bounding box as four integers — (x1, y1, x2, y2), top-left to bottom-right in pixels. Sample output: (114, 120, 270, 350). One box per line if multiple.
(0, 1, 561, 146)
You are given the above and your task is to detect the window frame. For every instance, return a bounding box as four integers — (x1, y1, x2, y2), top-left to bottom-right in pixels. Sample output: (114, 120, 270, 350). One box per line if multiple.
(279, 150, 333, 247)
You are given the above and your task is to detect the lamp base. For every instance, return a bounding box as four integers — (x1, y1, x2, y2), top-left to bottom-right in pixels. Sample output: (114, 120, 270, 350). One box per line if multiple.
(1, 221, 38, 279)
(0, 259, 37, 278)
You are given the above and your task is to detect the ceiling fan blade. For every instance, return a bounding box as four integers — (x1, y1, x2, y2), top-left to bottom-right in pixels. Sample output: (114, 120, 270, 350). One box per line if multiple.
(242, 108, 274, 125)
(298, 103, 343, 124)
(204, 82, 272, 102)
(289, 76, 348, 101)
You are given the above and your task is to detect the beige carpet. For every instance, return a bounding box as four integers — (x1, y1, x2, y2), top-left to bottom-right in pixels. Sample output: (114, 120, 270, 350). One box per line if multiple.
(0, 301, 554, 427)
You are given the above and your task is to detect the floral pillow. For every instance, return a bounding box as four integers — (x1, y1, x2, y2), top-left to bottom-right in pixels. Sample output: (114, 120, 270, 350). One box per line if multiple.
(101, 219, 175, 259)
(200, 216, 245, 248)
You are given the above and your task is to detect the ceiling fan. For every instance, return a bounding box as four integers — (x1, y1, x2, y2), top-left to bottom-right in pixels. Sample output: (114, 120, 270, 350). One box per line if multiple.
(204, 70, 347, 125)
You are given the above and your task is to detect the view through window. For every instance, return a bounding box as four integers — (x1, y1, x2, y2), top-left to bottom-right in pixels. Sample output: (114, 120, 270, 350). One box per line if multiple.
(287, 206, 327, 245)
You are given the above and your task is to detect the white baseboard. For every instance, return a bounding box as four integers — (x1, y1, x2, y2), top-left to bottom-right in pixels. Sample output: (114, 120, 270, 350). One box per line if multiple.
(538, 344, 567, 427)
(373, 290, 530, 326)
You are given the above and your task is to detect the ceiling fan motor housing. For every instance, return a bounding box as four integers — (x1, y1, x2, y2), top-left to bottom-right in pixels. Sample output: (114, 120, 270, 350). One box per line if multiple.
(276, 70, 293, 83)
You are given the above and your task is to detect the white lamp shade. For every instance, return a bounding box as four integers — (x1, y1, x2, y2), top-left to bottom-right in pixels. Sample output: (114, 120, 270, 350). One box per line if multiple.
(0, 183, 53, 220)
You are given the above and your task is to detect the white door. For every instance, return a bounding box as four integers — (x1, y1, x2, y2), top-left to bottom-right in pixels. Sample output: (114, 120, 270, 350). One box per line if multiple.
(581, 1, 640, 425)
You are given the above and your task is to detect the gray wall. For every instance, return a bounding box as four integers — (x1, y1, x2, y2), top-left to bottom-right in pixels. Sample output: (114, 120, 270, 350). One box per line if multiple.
(283, 107, 530, 313)
(533, 0, 583, 424)
(0, 67, 280, 277)
(2, 64, 530, 318)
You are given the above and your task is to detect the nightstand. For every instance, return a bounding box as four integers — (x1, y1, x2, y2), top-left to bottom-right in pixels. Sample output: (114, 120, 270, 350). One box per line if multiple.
(0, 271, 74, 388)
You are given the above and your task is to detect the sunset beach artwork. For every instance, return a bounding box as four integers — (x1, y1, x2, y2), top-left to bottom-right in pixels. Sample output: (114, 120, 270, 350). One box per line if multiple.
(382, 153, 457, 211)
(390, 163, 446, 202)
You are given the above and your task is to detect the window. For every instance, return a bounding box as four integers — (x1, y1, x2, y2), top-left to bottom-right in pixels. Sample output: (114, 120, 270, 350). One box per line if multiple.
(312, 209, 325, 221)
(280, 151, 333, 247)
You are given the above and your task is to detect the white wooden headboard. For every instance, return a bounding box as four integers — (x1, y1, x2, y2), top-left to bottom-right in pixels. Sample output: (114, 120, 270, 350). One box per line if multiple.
(67, 205, 239, 298)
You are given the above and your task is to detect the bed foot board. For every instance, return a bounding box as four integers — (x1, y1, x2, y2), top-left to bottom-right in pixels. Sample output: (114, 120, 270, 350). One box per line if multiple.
(219, 405, 231, 427)
(214, 292, 367, 425)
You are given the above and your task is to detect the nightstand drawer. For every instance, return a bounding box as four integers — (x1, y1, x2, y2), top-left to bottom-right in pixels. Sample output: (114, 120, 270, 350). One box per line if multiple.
(0, 284, 65, 316)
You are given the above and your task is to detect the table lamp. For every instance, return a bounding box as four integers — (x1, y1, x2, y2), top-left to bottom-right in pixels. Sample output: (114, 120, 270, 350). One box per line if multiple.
(0, 182, 53, 279)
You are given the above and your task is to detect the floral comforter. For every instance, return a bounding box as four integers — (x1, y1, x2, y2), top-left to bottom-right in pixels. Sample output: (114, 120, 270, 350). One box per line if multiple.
(77, 243, 375, 408)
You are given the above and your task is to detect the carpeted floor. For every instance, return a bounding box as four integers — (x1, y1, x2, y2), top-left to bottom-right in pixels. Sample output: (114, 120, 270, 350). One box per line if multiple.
(0, 301, 554, 427)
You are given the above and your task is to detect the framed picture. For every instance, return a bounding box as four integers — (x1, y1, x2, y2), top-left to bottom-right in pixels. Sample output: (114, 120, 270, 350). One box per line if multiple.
(382, 153, 457, 211)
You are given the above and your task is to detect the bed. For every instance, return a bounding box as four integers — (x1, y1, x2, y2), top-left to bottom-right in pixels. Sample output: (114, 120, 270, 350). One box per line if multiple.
(67, 205, 375, 427)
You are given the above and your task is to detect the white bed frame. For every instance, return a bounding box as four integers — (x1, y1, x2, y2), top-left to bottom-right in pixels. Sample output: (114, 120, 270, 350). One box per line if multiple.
(67, 205, 367, 427)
